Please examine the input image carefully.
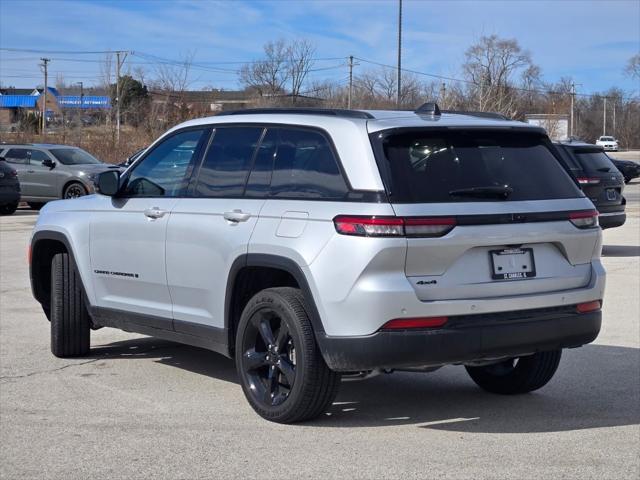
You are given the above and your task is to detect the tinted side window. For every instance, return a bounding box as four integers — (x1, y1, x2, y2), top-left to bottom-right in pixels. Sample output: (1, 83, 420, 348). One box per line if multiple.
(30, 150, 50, 162)
(245, 128, 277, 198)
(5, 149, 30, 164)
(195, 127, 263, 197)
(123, 129, 206, 197)
(270, 128, 348, 199)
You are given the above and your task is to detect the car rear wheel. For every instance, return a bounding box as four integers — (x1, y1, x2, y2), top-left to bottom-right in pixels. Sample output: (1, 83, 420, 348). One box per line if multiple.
(64, 182, 87, 199)
(50, 252, 90, 357)
(0, 201, 18, 215)
(235, 287, 341, 423)
(465, 350, 561, 394)
(27, 202, 45, 210)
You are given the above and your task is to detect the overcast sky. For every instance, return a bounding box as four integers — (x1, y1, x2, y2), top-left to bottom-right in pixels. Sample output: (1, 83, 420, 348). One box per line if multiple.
(1, 0, 638, 96)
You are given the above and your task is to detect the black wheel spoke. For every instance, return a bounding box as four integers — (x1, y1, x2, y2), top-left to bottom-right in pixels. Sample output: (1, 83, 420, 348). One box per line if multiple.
(257, 316, 276, 347)
(244, 349, 268, 371)
(277, 357, 296, 386)
(263, 365, 279, 404)
(275, 323, 289, 351)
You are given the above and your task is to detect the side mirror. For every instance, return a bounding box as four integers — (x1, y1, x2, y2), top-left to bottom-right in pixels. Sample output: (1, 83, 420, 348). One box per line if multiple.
(42, 158, 56, 169)
(96, 170, 120, 196)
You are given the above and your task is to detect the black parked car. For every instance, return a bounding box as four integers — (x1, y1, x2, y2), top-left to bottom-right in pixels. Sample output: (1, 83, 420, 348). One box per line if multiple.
(609, 158, 640, 183)
(554, 141, 626, 229)
(0, 157, 21, 215)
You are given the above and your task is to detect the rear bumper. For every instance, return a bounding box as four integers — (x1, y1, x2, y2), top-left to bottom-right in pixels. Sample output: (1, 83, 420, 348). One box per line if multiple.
(0, 191, 20, 204)
(598, 211, 626, 229)
(318, 307, 601, 372)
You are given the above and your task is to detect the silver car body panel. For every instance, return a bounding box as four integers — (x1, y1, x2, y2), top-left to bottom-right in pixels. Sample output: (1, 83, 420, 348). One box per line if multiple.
(31, 110, 605, 340)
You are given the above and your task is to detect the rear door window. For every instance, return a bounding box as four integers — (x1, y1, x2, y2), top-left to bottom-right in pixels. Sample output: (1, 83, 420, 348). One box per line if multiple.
(4, 149, 30, 164)
(195, 126, 263, 197)
(270, 128, 348, 199)
(375, 130, 583, 203)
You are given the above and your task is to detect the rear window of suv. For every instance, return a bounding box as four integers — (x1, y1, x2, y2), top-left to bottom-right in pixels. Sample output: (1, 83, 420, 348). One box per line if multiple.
(375, 129, 583, 203)
(571, 148, 616, 173)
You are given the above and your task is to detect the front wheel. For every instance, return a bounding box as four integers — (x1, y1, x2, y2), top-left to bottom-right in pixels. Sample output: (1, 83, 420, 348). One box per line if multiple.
(465, 350, 561, 395)
(0, 202, 18, 215)
(64, 182, 88, 199)
(50, 252, 90, 357)
(235, 287, 341, 423)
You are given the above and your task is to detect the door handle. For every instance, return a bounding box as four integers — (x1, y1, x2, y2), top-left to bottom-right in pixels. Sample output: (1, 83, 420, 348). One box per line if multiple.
(223, 210, 251, 223)
(144, 207, 169, 219)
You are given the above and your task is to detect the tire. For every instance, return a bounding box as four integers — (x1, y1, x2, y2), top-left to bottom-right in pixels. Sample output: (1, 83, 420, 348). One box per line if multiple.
(235, 287, 341, 423)
(0, 201, 18, 215)
(28, 202, 45, 210)
(63, 182, 87, 199)
(50, 252, 90, 357)
(465, 350, 562, 395)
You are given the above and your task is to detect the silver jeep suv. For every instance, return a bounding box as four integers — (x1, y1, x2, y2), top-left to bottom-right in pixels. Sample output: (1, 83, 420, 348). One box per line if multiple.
(29, 105, 605, 423)
(0, 143, 121, 210)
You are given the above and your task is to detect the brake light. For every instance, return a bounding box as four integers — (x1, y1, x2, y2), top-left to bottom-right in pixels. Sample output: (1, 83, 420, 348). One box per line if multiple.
(576, 177, 600, 185)
(333, 216, 456, 238)
(569, 210, 599, 229)
(381, 316, 448, 330)
(576, 300, 601, 313)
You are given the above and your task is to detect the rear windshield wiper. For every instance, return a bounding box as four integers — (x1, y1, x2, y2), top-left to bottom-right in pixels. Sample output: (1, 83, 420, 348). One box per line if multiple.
(449, 185, 513, 199)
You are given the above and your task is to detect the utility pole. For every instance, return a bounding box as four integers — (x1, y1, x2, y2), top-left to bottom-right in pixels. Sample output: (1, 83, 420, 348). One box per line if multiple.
(612, 99, 616, 137)
(39, 58, 50, 135)
(439, 82, 446, 109)
(396, 0, 402, 108)
(115, 51, 128, 143)
(570, 82, 575, 138)
(348, 55, 354, 109)
(603, 96, 607, 136)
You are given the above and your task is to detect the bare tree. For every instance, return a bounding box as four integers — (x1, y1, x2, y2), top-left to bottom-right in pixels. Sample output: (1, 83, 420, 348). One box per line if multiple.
(625, 53, 640, 79)
(463, 35, 539, 116)
(151, 51, 195, 125)
(287, 39, 316, 102)
(239, 39, 289, 98)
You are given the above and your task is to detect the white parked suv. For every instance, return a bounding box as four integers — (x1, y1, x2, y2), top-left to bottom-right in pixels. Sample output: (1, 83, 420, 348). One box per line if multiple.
(29, 104, 605, 423)
(595, 136, 619, 151)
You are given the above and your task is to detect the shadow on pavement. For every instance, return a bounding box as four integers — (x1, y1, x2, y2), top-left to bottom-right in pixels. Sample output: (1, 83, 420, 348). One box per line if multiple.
(602, 245, 640, 257)
(89, 337, 639, 433)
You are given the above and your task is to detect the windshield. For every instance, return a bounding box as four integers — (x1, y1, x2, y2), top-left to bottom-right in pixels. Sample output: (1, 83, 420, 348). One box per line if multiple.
(573, 148, 616, 172)
(375, 129, 582, 203)
(599, 137, 614, 141)
(50, 148, 101, 165)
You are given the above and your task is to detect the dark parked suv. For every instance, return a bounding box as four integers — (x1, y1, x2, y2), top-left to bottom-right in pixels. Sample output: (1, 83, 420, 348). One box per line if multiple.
(0, 157, 21, 215)
(554, 141, 626, 229)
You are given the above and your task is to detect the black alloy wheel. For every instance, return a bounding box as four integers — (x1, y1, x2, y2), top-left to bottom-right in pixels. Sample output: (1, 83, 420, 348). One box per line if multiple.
(64, 183, 87, 199)
(240, 308, 298, 407)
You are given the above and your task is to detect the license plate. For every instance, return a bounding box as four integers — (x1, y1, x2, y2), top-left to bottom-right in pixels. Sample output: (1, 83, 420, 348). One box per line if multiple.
(489, 248, 536, 280)
(606, 189, 617, 201)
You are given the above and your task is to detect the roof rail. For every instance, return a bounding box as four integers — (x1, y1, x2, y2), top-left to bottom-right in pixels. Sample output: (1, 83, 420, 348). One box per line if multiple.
(441, 110, 510, 121)
(216, 108, 374, 119)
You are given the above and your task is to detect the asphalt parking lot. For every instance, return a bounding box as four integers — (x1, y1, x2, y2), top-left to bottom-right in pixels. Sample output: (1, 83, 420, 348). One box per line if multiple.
(1, 162, 639, 479)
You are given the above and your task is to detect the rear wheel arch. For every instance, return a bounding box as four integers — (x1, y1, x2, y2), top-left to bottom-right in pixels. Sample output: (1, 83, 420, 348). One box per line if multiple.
(225, 254, 325, 357)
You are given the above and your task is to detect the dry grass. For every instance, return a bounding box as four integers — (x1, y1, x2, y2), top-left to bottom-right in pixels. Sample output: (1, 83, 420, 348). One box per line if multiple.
(0, 125, 154, 164)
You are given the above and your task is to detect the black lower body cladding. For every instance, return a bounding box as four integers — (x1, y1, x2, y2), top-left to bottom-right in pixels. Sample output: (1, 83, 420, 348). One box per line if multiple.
(317, 307, 601, 372)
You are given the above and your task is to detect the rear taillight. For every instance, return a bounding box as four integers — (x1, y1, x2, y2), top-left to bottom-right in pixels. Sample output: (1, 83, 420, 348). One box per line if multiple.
(569, 210, 599, 229)
(576, 300, 601, 313)
(381, 316, 448, 330)
(576, 177, 600, 185)
(333, 215, 456, 238)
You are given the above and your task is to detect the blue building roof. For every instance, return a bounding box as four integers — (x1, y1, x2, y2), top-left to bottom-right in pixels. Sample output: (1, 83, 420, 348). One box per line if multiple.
(57, 96, 111, 109)
(0, 95, 38, 108)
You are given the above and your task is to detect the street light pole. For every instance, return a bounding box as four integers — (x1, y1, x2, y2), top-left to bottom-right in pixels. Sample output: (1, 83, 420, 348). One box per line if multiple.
(77, 81, 84, 146)
(396, 0, 402, 108)
(603, 96, 607, 136)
